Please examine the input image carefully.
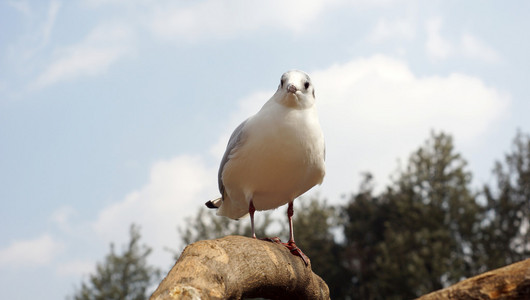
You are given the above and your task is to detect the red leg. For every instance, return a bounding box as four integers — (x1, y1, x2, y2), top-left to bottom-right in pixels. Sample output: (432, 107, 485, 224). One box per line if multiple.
(282, 201, 310, 266)
(250, 200, 281, 242)
(249, 200, 256, 239)
(287, 201, 295, 243)
(253, 201, 309, 266)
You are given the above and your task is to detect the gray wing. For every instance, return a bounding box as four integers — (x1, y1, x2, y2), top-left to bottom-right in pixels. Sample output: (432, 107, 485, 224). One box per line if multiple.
(218, 119, 248, 197)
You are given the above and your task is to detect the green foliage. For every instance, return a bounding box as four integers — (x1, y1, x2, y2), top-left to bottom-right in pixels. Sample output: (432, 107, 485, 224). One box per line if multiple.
(342, 173, 392, 299)
(343, 132, 482, 299)
(479, 130, 530, 270)
(71, 225, 160, 300)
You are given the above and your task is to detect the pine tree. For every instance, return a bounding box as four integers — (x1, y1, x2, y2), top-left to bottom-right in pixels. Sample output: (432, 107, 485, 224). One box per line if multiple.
(480, 130, 530, 270)
(342, 173, 389, 300)
(382, 132, 479, 292)
(71, 224, 160, 300)
(343, 132, 482, 299)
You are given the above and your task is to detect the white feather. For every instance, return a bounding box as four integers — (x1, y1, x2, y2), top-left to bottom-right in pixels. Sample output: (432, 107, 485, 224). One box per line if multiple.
(216, 70, 325, 219)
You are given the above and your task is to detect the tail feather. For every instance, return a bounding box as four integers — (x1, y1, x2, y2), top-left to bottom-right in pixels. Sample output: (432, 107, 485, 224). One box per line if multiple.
(205, 198, 222, 209)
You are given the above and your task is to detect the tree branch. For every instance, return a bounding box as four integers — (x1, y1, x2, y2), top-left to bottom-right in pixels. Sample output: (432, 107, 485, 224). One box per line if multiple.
(150, 235, 330, 300)
(417, 258, 530, 300)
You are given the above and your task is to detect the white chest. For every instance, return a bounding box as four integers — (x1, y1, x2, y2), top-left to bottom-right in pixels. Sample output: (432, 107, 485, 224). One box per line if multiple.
(222, 105, 325, 210)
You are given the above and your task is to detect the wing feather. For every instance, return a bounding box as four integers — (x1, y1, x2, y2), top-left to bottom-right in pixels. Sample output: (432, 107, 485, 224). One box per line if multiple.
(218, 119, 248, 198)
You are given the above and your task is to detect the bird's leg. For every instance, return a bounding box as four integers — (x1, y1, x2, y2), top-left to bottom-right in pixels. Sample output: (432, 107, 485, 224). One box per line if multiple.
(254, 201, 308, 265)
(249, 199, 256, 239)
(282, 201, 310, 266)
(287, 201, 295, 243)
(250, 200, 281, 243)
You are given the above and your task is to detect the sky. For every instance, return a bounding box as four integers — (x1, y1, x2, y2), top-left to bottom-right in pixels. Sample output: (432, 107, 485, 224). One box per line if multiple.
(1, 0, 530, 299)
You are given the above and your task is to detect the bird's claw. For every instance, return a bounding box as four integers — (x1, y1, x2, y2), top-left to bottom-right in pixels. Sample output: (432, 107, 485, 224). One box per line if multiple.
(260, 236, 282, 244)
(260, 237, 310, 266)
(282, 241, 310, 266)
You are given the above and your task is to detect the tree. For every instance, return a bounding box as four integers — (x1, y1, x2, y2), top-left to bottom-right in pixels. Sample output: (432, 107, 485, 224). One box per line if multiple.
(342, 173, 391, 299)
(479, 130, 530, 270)
(71, 224, 160, 300)
(343, 132, 482, 299)
(384, 132, 480, 289)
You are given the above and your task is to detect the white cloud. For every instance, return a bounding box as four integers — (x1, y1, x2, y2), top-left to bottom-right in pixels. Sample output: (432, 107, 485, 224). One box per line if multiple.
(83, 0, 127, 6)
(49, 206, 77, 233)
(425, 17, 454, 59)
(311, 55, 509, 196)
(461, 33, 501, 63)
(0, 234, 64, 267)
(42, 0, 61, 47)
(147, 0, 336, 41)
(210, 91, 270, 159)
(6, 0, 32, 16)
(32, 23, 135, 89)
(5, 0, 61, 65)
(56, 260, 94, 276)
(85, 0, 403, 44)
(425, 17, 501, 63)
(92, 155, 216, 266)
(369, 18, 415, 43)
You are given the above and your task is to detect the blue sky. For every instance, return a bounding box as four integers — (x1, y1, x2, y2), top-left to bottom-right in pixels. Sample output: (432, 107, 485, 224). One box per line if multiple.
(1, 0, 530, 299)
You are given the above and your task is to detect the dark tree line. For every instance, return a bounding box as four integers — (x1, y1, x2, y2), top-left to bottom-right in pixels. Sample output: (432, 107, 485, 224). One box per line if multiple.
(340, 132, 529, 299)
(70, 131, 530, 300)
(70, 225, 160, 300)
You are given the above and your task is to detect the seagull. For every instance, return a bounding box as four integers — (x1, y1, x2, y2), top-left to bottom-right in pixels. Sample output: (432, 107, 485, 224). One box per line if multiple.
(205, 70, 325, 265)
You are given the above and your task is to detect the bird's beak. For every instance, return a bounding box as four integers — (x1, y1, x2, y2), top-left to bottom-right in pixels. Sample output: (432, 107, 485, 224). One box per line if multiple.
(287, 84, 297, 93)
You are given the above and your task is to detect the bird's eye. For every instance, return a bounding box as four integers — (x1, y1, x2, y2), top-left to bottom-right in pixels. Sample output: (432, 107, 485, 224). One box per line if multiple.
(304, 81, 310, 89)
(280, 79, 285, 88)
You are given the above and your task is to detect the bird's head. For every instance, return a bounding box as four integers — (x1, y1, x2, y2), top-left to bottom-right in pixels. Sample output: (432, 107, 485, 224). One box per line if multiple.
(274, 70, 316, 109)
